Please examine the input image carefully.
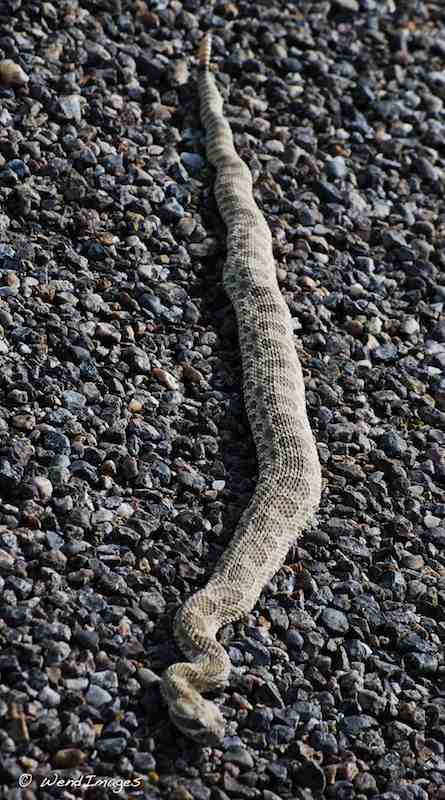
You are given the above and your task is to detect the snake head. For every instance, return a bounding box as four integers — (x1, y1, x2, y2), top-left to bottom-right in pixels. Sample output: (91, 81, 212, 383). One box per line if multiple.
(168, 695, 225, 747)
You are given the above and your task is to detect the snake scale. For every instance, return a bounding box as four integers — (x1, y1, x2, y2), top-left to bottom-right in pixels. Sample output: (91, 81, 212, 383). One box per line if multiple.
(160, 33, 322, 745)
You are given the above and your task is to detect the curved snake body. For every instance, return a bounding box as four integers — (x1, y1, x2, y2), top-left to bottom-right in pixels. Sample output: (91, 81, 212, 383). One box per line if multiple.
(160, 34, 322, 745)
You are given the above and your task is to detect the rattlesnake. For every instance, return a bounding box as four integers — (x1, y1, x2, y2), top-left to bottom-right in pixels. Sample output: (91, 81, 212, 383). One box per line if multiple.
(160, 33, 322, 745)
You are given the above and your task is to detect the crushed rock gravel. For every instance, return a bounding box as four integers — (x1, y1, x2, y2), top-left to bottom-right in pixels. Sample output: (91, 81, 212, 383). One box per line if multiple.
(0, 1, 444, 799)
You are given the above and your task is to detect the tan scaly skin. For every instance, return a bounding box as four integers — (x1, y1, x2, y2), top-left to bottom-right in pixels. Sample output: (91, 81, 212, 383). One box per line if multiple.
(160, 33, 322, 746)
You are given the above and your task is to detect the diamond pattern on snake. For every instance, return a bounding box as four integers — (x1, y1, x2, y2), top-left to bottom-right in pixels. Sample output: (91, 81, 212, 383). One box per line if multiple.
(160, 33, 322, 746)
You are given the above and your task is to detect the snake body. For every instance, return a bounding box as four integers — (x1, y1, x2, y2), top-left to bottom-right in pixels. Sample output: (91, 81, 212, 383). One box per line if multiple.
(160, 34, 322, 745)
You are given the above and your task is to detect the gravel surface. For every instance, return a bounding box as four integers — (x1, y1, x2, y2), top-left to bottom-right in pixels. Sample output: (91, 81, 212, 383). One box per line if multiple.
(0, 1, 445, 798)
